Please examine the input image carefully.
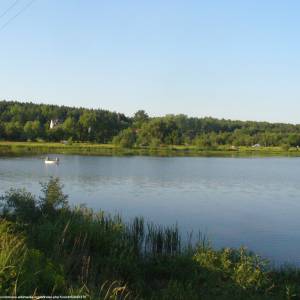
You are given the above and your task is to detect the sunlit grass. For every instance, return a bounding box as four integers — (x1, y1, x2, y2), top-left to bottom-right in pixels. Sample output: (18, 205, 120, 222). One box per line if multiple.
(1, 141, 300, 157)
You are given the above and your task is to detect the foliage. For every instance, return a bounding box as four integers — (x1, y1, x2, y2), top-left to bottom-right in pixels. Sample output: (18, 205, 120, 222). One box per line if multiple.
(18, 249, 66, 295)
(2, 100, 300, 148)
(0, 177, 68, 221)
(0, 189, 39, 223)
(288, 134, 300, 147)
(1, 179, 300, 299)
(113, 128, 137, 148)
(39, 177, 69, 216)
(23, 120, 41, 141)
(193, 245, 270, 295)
(0, 221, 26, 296)
(0, 100, 130, 143)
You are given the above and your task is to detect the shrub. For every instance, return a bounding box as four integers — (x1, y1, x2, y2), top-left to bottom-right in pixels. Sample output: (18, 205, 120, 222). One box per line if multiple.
(0, 177, 68, 222)
(0, 189, 38, 223)
(39, 177, 69, 217)
(194, 245, 270, 293)
(113, 128, 136, 148)
(18, 249, 66, 295)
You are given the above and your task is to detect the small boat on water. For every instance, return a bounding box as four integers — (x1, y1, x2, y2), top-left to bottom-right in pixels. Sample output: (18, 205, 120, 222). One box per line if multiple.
(44, 157, 59, 164)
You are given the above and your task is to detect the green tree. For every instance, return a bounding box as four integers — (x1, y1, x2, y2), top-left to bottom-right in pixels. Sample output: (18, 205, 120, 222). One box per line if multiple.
(62, 117, 77, 139)
(4, 122, 23, 140)
(288, 134, 300, 147)
(0, 189, 38, 223)
(24, 120, 41, 140)
(78, 111, 97, 141)
(133, 110, 149, 128)
(113, 128, 136, 148)
(47, 126, 64, 142)
(195, 134, 213, 148)
(39, 177, 68, 217)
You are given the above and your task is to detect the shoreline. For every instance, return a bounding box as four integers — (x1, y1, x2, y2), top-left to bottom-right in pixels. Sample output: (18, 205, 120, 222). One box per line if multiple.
(2, 179, 300, 298)
(1, 141, 300, 157)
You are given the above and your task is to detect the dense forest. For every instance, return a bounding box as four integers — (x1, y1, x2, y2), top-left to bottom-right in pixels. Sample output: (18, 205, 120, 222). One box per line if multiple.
(1, 100, 300, 148)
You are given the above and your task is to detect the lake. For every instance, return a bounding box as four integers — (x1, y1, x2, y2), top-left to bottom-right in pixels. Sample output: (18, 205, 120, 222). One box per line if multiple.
(1, 154, 300, 266)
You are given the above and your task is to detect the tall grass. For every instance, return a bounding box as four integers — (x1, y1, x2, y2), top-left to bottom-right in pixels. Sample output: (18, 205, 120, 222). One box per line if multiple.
(0, 221, 26, 296)
(1, 178, 300, 299)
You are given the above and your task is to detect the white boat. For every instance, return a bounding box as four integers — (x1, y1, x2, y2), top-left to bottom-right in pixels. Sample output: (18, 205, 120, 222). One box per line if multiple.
(44, 157, 59, 164)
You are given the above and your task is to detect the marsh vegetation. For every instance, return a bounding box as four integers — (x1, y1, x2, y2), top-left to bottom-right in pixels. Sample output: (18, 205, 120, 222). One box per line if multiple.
(1, 178, 300, 299)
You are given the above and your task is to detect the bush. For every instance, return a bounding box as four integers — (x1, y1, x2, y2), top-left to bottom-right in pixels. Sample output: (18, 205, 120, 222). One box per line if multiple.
(113, 128, 136, 148)
(193, 245, 270, 296)
(0, 177, 68, 222)
(39, 177, 69, 216)
(18, 249, 66, 295)
(281, 144, 290, 151)
(0, 189, 39, 223)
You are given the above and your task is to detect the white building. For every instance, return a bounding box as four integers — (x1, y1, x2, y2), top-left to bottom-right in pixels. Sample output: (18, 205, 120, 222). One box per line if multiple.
(49, 119, 60, 129)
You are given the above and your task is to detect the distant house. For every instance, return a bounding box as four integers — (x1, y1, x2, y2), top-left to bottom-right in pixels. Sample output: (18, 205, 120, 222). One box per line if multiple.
(49, 119, 60, 129)
(252, 143, 261, 148)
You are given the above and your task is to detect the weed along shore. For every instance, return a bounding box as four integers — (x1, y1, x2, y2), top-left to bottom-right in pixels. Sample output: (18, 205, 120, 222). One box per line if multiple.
(0, 141, 300, 157)
(1, 177, 300, 299)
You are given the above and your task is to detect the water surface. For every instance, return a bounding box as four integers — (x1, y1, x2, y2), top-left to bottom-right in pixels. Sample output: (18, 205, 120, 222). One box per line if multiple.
(1, 155, 300, 265)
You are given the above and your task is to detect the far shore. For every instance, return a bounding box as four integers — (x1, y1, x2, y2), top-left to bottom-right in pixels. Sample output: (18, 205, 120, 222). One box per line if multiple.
(0, 141, 300, 157)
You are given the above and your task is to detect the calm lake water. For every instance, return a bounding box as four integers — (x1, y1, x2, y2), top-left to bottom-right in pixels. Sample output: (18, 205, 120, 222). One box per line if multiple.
(1, 154, 300, 265)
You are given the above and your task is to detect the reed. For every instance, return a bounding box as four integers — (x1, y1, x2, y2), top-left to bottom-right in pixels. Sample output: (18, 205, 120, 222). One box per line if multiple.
(0, 221, 26, 296)
(1, 141, 300, 158)
(1, 179, 300, 299)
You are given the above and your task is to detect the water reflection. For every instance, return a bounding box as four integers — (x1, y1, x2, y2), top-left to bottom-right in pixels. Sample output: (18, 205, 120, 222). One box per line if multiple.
(0, 155, 300, 265)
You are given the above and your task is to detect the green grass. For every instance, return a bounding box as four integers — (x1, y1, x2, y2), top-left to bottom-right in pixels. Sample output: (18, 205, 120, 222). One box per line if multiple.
(0, 141, 300, 157)
(1, 178, 300, 299)
(0, 221, 27, 296)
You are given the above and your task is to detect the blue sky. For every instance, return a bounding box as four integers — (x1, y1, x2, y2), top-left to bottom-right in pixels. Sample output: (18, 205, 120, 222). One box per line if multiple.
(0, 0, 300, 123)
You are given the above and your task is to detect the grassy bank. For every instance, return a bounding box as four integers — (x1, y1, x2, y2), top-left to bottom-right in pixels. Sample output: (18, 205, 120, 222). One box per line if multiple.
(1, 178, 300, 299)
(0, 141, 300, 157)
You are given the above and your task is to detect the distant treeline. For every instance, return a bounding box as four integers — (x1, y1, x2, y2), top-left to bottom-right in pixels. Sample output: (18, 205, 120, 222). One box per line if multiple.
(0, 101, 130, 143)
(1, 100, 300, 148)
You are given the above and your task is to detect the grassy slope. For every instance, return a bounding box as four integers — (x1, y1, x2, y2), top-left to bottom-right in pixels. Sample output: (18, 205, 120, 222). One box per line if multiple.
(0, 141, 299, 156)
